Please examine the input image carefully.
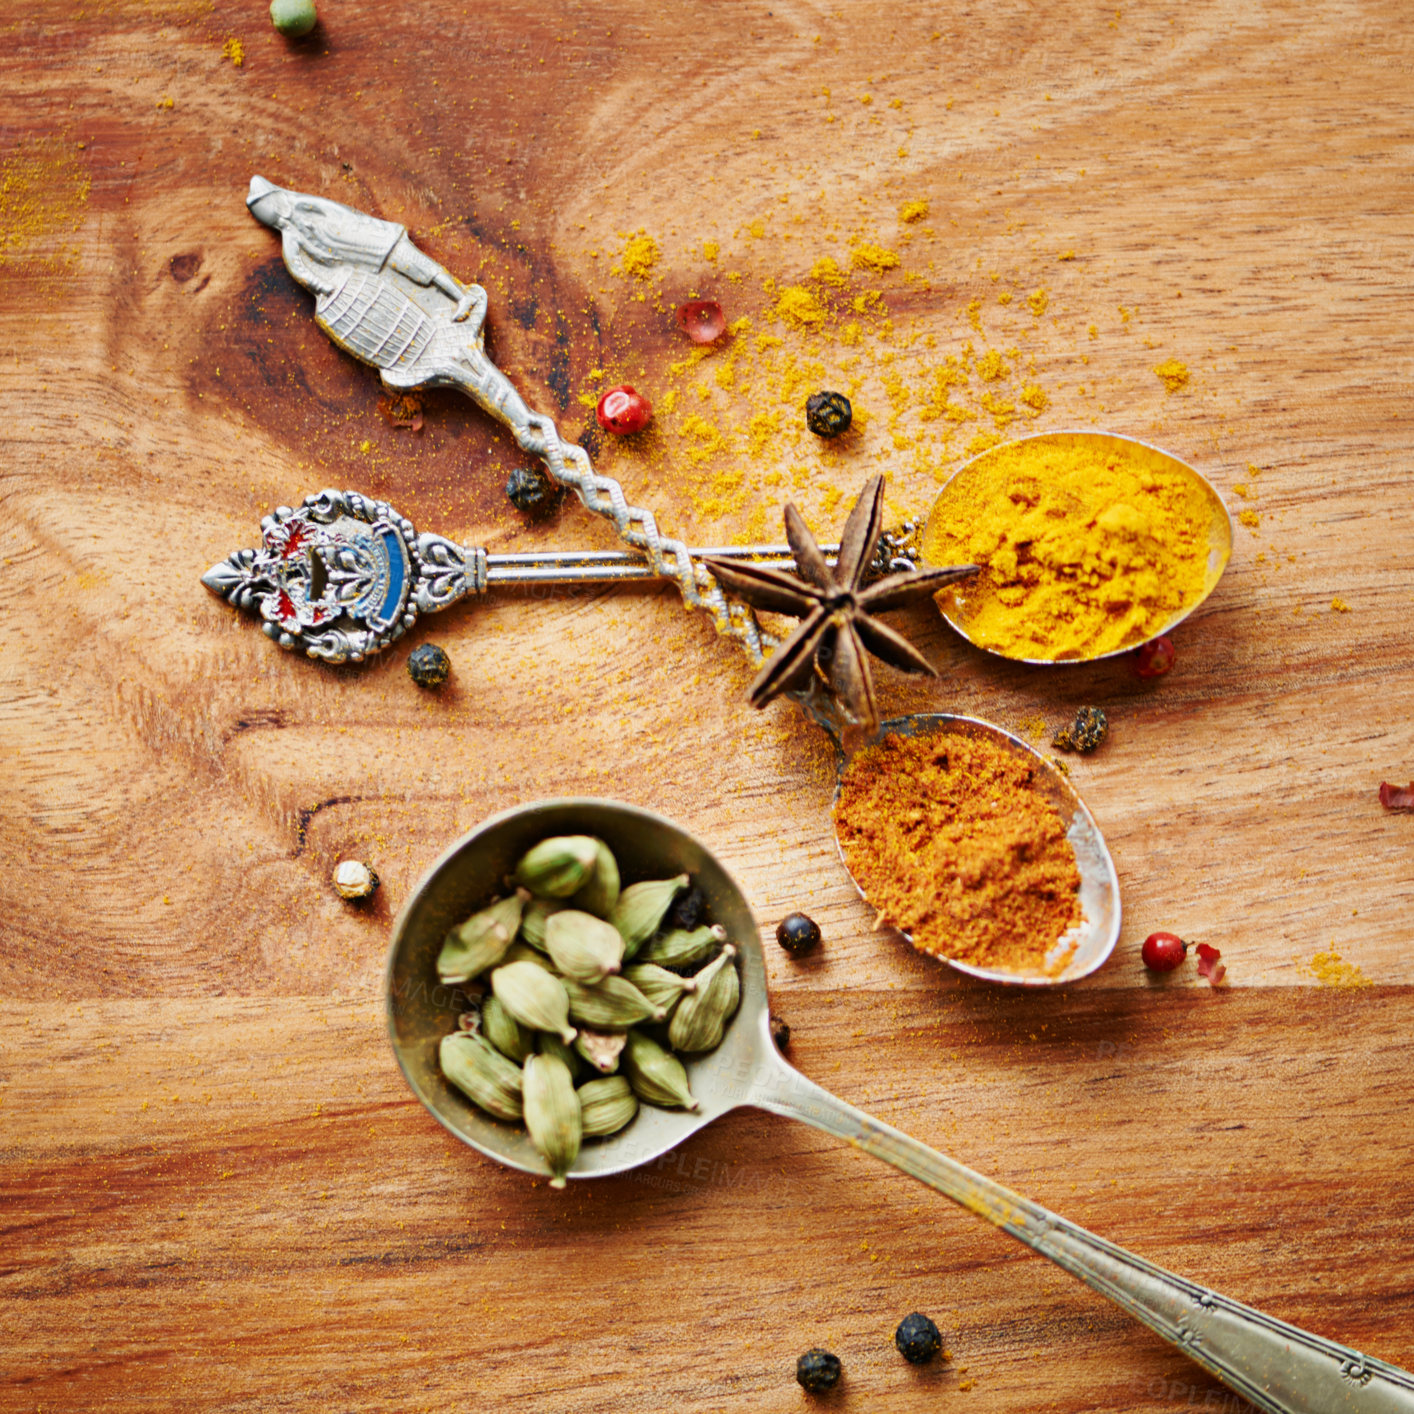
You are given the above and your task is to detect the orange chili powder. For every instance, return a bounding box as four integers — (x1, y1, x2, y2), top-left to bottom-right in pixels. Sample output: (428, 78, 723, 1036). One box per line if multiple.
(833, 731, 1082, 975)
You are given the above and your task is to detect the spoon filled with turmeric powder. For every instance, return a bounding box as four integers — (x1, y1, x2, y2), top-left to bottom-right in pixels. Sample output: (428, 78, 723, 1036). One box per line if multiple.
(831, 713, 1120, 986)
(919, 431, 1233, 664)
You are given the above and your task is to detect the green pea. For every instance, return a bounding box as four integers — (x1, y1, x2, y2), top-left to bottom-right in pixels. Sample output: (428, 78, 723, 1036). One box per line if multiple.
(269, 0, 317, 38)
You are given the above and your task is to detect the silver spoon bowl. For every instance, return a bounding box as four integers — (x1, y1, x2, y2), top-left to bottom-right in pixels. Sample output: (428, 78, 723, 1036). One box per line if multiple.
(386, 798, 1413, 1413)
(831, 714, 1120, 987)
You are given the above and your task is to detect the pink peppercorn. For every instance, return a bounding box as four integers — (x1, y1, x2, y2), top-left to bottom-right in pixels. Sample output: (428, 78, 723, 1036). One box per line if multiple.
(596, 385, 652, 435)
(676, 300, 726, 344)
(1134, 635, 1176, 679)
(1141, 932, 1188, 972)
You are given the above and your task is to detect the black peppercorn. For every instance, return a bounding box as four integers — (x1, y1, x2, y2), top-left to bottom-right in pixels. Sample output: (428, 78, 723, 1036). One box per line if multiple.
(805, 390, 853, 438)
(894, 1312, 943, 1365)
(506, 464, 558, 516)
(1052, 705, 1108, 754)
(795, 1349, 841, 1394)
(776, 912, 821, 957)
(769, 1013, 791, 1050)
(407, 643, 451, 688)
(665, 884, 706, 932)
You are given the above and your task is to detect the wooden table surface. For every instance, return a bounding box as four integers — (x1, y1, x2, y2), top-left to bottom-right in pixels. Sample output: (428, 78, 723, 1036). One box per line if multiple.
(4, 2, 1413, 1409)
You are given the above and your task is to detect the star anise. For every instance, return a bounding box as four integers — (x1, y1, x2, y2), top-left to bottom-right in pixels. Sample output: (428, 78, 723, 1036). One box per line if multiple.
(703, 475, 978, 730)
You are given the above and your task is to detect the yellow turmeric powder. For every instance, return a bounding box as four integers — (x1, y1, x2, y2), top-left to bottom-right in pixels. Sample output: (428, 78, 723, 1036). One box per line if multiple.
(851, 243, 900, 273)
(1303, 948, 1371, 987)
(618, 230, 660, 279)
(773, 285, 826, 328)
(921, 434, 1220, 660)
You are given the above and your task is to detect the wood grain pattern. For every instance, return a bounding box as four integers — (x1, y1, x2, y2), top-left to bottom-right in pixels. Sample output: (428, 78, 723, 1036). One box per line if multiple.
(3, 1, 1413, 1409)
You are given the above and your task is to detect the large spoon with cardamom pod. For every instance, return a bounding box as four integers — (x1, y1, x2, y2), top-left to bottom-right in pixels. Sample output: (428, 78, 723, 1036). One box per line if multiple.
(830, 713, 1121, 987)
(387, 799, 1414, 1414)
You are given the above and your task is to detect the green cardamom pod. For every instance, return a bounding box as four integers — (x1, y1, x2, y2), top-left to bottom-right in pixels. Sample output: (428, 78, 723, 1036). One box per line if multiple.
(568, 838, 621, 918)
(623, 1029, 699, 1111)
(544, 909, 624, 984)
(537, 1030, 582, 1080)
(637, 923, 726, 971)
(573, 1028, 626, 1075)
(491, 960, 576, 1044)
(501, 941, 555, 972)
(562, 975, 666, 1030)
(668, 945, 740, 1053)
(577, 1075, 638, 1137)
(519, 897, 567, 952)
(523, 1053, 582, 1188)
(514, 835, 601, 899)
(439, 1032, 523, 1122)
(435, 890, 527, 984)
(610, 873, 690, 958)
(622, 961, 698, 1013)
(480, 994, 534, 1064)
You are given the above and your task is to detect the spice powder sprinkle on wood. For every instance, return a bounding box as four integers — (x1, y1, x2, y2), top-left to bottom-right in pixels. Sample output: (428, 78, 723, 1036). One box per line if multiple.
(833, 731, 1082, 976)
(921, 435, 1216, 660)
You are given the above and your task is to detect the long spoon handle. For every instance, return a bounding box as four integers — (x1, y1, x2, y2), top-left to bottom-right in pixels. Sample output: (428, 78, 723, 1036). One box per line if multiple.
(751, 1067, 1414, 1413)
(482, 543, 840, 586)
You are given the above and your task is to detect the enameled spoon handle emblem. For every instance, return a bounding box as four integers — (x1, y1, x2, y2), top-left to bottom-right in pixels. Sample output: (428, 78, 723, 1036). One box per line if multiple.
(202, 489, 474, 663)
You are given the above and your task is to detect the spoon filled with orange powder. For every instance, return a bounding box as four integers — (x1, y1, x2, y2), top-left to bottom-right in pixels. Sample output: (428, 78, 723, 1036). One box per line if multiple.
(831, 713, 1121, 986)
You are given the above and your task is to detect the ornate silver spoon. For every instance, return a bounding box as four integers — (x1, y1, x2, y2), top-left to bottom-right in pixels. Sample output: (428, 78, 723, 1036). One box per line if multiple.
(199, 487, 925, 663)
(387, 797, 1414, 1414)
(234, 176, 812, 672)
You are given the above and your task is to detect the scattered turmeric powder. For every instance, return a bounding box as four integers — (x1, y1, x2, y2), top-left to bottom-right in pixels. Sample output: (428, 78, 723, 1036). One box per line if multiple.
(773, 285, 826, 329)
(834, 730, 1082, 975)
(618, 230, 660, 280)
(1303, 949, 1371, 988)
(921, 434, 1220, 660)
(570, 199, 1062, 534)
(851, 243, 900, 273)
(0, 136, 90, 267)
(1154, 358, 1190, 392)
(976, 350, 1009, 381)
